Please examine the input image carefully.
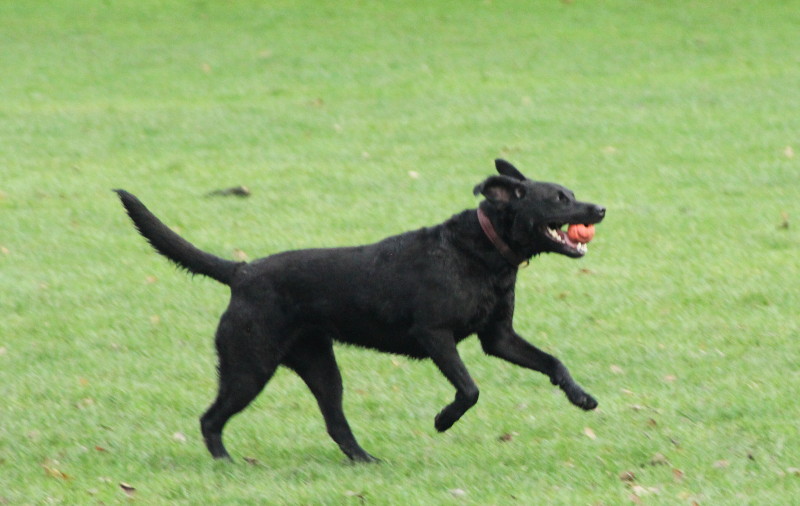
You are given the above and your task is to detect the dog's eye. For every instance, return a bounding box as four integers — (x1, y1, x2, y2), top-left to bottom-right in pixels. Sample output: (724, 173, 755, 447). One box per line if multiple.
(556, 192, 567, 202)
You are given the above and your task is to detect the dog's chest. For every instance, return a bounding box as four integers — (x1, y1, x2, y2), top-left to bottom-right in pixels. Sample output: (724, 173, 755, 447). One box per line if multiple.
(456, 272, 516, 337)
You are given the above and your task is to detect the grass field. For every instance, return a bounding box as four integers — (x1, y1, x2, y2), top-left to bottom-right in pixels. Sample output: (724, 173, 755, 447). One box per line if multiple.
(2, 0, 799, 504)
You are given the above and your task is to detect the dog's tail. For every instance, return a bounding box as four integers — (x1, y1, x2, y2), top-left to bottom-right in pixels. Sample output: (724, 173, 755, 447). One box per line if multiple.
(114, 190, 242, 285)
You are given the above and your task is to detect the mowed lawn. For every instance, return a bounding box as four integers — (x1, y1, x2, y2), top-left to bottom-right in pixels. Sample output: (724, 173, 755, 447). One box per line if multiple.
(1, 0, 798, 503)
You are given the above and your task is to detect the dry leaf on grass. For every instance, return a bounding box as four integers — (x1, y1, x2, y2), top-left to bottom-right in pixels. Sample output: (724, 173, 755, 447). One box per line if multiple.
(75, 397, 95, 409)
(119, 482, 136, 497)
(780, 212, 790, 229)
(630, 485, 659, 497)
(498, 432, 518, 442)
(583, 427, 597, 440)
(344, 490, 366, 501)
(649, 453, 669, 466)
(43, 461, 70, 480)
(206, 185, 251, 198)
(449, 488, 467, 498)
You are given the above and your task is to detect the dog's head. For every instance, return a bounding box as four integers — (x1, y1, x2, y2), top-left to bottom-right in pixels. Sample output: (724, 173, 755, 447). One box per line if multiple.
(474, 159, 606, 259)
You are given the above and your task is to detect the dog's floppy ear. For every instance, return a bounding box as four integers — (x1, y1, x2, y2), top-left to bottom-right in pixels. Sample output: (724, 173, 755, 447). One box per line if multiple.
(495, 159, 526, 181)
(473, 175, 526, 204)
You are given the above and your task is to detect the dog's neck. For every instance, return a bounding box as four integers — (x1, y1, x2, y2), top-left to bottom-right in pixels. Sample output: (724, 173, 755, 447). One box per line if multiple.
(476, 207, 528, 268)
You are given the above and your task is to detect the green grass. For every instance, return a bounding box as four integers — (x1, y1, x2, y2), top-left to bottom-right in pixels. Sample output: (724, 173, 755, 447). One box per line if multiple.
(2, 0, 799, 503)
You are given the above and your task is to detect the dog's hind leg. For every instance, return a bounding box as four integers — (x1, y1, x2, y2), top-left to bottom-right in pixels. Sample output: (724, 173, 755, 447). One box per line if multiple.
(415, 329, 480, 433)
(200, 314, 280, 460)
(284, 334, 379, 463)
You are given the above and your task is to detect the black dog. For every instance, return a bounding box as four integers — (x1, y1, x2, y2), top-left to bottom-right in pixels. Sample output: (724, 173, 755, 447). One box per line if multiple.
(115, 159, 605, 462)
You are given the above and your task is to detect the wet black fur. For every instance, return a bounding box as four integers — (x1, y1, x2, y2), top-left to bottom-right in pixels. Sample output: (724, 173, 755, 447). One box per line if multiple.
(114, 159, 606, 463)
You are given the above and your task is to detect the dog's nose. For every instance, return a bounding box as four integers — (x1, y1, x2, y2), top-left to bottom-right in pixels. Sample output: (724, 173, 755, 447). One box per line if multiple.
(594, 206, 606, 219)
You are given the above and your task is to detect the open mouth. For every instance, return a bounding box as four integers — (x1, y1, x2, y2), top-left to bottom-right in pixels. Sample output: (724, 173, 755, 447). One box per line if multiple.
(541, 224, 589, 257)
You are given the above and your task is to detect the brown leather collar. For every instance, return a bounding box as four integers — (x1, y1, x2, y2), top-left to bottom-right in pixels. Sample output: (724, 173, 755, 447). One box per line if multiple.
(476, 207, 528, 268)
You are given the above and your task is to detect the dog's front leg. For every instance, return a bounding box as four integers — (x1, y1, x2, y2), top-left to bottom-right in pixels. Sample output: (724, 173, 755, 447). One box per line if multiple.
(415, 329, 480, 432)
(478, 326, 598, 411)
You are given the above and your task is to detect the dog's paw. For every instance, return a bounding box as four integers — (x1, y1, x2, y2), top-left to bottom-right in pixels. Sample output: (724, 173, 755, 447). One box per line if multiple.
(559, 381, 598, 410)
(434, 411, 456, 432)
(349, 452, 381, 464)
(571, 392, 598, 411)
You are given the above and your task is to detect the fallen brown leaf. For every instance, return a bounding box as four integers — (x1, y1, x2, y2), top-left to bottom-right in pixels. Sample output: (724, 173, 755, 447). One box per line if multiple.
(780, 212, 790, 229)
(649, 453, 669, 466)
(498, 432, 518, 442)
(583, 427, 597, 440)
(119, 482, 136, 497)
(206, 185, 251, 198)
(345, 490, 366, 500)
(619, 470, 636, 483)
(75, 397, 95, 409)
(43, 464, 70, 480)
(449, 488, 467, 498)
(630, 485, 659, 497)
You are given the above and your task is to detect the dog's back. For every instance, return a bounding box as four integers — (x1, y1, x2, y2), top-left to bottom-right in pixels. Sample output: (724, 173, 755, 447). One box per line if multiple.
(226, 212, 507, 358)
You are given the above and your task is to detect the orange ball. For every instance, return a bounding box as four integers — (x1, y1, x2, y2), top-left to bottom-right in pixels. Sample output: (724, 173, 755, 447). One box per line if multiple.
(567, 224, 595, 243)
